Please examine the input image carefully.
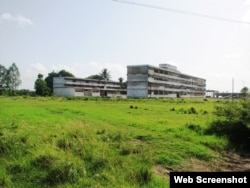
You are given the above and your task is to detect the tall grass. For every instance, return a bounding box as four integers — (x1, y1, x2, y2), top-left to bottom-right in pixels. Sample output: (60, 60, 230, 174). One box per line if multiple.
(0, 96, 229, 187)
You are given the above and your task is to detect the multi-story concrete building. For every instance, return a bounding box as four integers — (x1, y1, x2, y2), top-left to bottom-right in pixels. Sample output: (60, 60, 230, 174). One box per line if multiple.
(53, 64, 206, 98)
(53, 77, 126, 97)
(127, 64, 206, 98)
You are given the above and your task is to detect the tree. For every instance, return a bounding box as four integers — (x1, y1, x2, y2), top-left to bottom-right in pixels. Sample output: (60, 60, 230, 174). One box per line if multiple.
(240, 87, 249, 98)
(0, 64, 7, 94)
(45, 69, 74, 95)
(0, 63, 21, 95)
(7, 63, 21, 94)
(34, 74, 50, 96)
(86, 74, 103, 80)
(0, 65, 7, 87)
(44, 71, 58, 95)
(118, 77, 123, 84)
(118, 77, 124, 87)
(58, 70, 74, 77)
(99, 68, 111, 81)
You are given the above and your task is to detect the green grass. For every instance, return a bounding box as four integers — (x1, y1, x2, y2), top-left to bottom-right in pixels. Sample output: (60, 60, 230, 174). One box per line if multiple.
(0, 96, 228, 187)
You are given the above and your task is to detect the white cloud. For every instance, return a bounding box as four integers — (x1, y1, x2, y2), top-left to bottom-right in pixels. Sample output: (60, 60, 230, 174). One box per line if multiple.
(224, 52, 241, 59)
(71, 61, 127, 81)
(224, 47, 243, 59)
(31, 63, 48, 74)
(0, 13, 33, 25)
(50, 64, 78, 76)
(242, 9, 250, 22)
(28, 61, 127, 83)
(245, 0, 250, 5)
(20, 63, 48, 90)
(241, 0, 250, 23)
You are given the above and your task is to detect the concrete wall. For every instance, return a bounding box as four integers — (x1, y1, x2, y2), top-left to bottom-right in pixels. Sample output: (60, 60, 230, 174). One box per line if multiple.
(127, 66, 149, 98)
(127, 89, 148, 98)
(127, 81, 148, 98)
(75, 91, 84, 97)
(127, 65, 148, 74)
(54, 87, 75, 97)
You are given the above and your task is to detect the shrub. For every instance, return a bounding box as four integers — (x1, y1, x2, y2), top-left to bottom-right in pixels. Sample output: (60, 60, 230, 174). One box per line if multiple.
(188, 107, 197, 114)
(135, 167, 152, 185)
(206, 99, 250, 152)
(186, 124, 203, 134)
(170, 107, 175, 111)
(205, 121, 250, 152)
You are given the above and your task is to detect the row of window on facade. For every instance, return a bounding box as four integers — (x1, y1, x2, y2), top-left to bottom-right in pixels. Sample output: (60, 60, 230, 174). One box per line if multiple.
(149, 90, 204, 95)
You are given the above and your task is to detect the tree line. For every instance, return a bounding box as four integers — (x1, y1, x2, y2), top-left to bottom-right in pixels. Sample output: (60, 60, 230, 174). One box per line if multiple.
(1, 63, 248, 98)
(0, 63, 21, 95)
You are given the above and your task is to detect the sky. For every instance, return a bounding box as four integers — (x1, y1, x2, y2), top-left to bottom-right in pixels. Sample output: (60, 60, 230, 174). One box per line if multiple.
(0, 0, 250, 92)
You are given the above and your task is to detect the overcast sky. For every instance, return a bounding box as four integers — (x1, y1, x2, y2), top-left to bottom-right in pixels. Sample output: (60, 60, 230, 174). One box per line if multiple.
(1, 0, 250, 92)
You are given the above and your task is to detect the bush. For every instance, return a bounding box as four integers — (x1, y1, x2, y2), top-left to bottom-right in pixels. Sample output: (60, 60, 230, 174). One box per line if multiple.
(206, 99, 250, 152)
(205, 121, 250, 152)
(188, 107, 197, 114)
(186, 124, 203, 134)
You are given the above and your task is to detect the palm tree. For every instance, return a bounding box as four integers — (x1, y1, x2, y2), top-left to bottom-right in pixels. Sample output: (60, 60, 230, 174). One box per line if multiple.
(99, 68, 111, 81)
(118, 77, 123, 87)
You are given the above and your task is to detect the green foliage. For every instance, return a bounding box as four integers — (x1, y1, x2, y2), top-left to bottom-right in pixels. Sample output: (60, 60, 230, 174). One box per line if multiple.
(186, 124, 203, 134)
(86, 74, 103, 80)
(0, 65, 7, 93)
(240, 87, 249, 98)
(214, 99, 250, 125)
(99, 68, 111, 81)
(188, 107, 198, 114)
(205, 121, 250, 152)
(207, 99, 250, 152)
(15, 89, 35, 96)
(0, 63, 21, 95)
(34, 74, 50, 96)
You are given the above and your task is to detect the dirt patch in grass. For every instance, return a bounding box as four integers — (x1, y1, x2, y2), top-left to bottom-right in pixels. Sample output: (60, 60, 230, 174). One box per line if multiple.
(152, 152, 250, 178)
(219, 152, 250, 172)
(152, 165, 172, 178)
(128, 138, 146, 145)
(176, 158, 217, 172)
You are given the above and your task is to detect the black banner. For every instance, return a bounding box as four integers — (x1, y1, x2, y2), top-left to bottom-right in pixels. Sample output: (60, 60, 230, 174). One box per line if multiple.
(170, 172, 250, 188)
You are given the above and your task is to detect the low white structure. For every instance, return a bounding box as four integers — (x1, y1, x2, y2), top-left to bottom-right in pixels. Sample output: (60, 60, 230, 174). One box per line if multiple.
(127, 64, 206, 98)
(206, 90, 219, 98)
(53, 77, 126, 98)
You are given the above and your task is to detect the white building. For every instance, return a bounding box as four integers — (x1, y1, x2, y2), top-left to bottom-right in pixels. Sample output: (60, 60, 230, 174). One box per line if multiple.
(127, 64, 206, 98)
(53, 77, 126, 98)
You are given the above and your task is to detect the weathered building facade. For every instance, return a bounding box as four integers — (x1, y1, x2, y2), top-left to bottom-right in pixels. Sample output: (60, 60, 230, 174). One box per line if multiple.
(53, 77, 126, 97)
(127, 64, 206, 98)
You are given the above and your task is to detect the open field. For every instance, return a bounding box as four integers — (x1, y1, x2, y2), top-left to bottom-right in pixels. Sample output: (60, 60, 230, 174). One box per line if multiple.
(0, 96, 245, 187)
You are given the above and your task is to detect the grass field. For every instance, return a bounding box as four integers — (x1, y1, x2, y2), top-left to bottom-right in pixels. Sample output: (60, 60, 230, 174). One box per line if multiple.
(0, 96, 229, 187)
